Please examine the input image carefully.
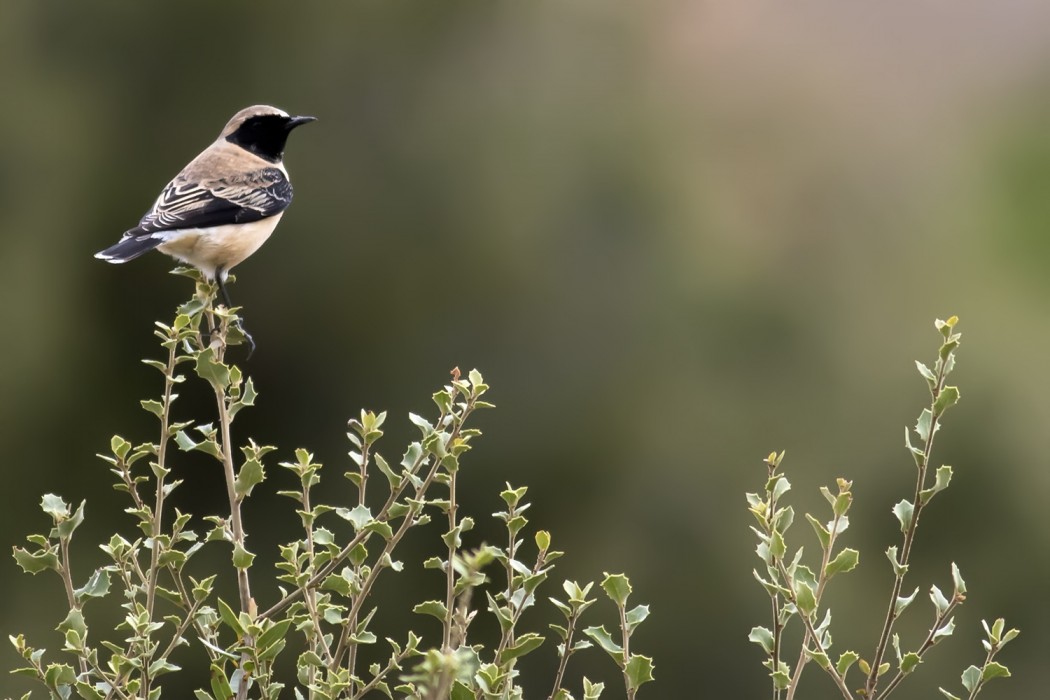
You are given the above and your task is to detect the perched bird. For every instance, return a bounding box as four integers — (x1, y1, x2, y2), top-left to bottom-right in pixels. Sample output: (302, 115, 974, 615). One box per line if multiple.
(95, 104, 316, 350)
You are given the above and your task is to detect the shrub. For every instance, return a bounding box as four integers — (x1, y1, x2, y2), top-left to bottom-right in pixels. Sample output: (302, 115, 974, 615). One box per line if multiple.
(7, 270, 654, 700)
(748, 317, 1018, 699)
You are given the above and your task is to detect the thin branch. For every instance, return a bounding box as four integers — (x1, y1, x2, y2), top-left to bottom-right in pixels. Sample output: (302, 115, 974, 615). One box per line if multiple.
(865, 359, 950, 697)
(143, 335, 178, 693)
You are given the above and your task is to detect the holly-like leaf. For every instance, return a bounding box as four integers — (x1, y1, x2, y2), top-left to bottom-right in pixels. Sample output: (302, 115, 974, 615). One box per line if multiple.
(583, 626, 623, 659)
(412, 600, 448, 621)
(919, 465, 953, 505)
(893, 500, 914, 532)
(40, 494, 69, 519)
(497, 633, 545, 664)
(624, 655, 654, 690)
(195, 348, 232, 390)
(933, 386, 960, 417)
(981, 662, 1011, 682)
(824, 548, 859, 578)
(234, 458, 265, 500)
(600, 573, 631, 607)
(13, 546, 60, 574)
(836, 651, 859, 676)
(74, 569, 111, 602)
(749, 626, 774, 654)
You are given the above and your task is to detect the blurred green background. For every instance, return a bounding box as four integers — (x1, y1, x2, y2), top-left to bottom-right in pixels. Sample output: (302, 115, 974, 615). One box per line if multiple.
(1, 2, 1047, 698)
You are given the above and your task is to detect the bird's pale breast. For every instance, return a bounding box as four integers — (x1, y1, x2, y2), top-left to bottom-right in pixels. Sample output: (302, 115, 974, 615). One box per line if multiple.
(156, 213, 283, 280)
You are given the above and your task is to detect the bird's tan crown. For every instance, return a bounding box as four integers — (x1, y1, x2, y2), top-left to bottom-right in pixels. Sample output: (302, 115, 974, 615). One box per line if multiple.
(219, 105, 290, 138)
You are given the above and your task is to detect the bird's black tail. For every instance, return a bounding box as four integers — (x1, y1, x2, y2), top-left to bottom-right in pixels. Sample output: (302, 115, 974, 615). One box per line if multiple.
(94, 233, 161, 264)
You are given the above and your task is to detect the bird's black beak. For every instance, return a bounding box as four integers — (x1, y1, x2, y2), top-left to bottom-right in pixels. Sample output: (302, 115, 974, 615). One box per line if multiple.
(285, 115, 317, 130)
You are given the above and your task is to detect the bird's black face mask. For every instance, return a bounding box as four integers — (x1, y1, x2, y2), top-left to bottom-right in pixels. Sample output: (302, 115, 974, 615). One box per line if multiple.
(227, 114, 311, 163)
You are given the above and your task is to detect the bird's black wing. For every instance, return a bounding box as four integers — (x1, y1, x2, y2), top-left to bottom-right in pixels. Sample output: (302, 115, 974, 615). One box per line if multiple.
(132, 167, 292, 235)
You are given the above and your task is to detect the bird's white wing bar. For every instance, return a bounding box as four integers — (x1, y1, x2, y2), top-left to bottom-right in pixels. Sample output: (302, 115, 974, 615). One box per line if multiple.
(136, 167, 293, 235)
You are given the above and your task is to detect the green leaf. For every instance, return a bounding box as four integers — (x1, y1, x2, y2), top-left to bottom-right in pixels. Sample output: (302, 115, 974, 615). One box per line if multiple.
(938, 689, 962, 700)
(373, 453, 399, 490)
(40, 494, 69, 519)
(407, 412, 432, 433)
(497, 633, 545, 663)
(320, 573, 352, 597)
(13, 546, 60, 574)
(210, 664, 234, 700)
(804, 647, 830, 669)
(486, 592, 512, 633)
(401, 442, 423, 470)
(915, 409, 933, 443)
(935, 315, 958, 336)
(535, 530, 551, 552)
(932, 617, 956, 643)
(217, 598, 245, 637)
(110, 436, 132, 460)
(981, 661, 1011, 681)
(919, 465, 953, 505)
(748, 626, 774, 654)
(340, 504, 373, 531)
(234, 458, 265, 500)
(770, 475, 791, 502)
(74, 569, 111, 601)
(582, 625, 623, 659)
(951, 562, 967, 596)
(600, 573, 631, 607)
(229, 377, 257, 418)
(196, 348, 231, 390)
(824, 548, 859, 578)
(500, 484, 528, 508)
(892, 500, 914, 532)
(930, 584, 950, 616)
(56, 500, 86, 539)
(894, 587, 919, 616)
(43, 663, 76, 690)
(174, 430, 198, 452)
(806, 513, 831, 550)
(771, 663, 791, 690)
(769, 530, 786, 560)
(624, 604, 650, 632)
(76, 680, 106, 699)
(961, 664, 981, 693)
(836, 651, 859, 676)
(365, 520, 395, 541)
(832, 492, 851, 518)
(256, 619, 293, 651)
(886, 546, 908, 576)
(58, 609, 87, 640)
(312, 527, 335, 546)
(773, 505, 793, 534)
(795, 581, 817, 617)
(412, 600, 448, 620)
(348, 542, 368, 567)
(624, 655, 654, 690)
(900, 652, 921, 674)
(148, 659, 181, 678)
(141, 399, 165, 418)
(450, 682, 474, 700)
(582, 677, 604, 700)
(232, 543, 255, 570)
(915, 361, 936, 384)
(933, 386, 960, 417)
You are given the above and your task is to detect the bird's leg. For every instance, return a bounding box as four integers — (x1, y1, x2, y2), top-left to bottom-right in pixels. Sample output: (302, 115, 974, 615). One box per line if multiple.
(215, 268, 256, 358)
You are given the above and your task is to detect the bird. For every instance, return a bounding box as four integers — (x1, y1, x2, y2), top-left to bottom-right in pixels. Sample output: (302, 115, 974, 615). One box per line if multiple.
(95, 104, 316, 352)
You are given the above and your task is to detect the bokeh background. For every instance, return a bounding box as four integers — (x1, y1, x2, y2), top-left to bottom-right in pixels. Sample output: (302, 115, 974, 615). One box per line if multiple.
(1, 2, 1047, 698)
